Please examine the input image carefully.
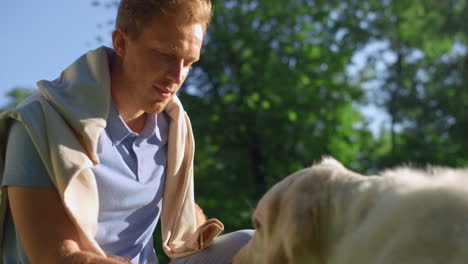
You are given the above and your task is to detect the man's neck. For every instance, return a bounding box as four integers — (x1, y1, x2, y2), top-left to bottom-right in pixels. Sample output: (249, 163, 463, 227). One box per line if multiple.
(125, 113, 147, 133)
(109, 56, 146, 133)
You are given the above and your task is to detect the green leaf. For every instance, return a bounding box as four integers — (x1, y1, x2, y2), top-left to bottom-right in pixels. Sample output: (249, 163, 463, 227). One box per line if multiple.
(288, 110, 298, 122)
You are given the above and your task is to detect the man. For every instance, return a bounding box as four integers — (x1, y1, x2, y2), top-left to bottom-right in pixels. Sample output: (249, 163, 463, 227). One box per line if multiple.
(0, 0, 253, 263)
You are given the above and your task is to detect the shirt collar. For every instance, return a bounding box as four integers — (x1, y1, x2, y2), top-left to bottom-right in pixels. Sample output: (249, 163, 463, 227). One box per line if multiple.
(106, 101, 157, 145)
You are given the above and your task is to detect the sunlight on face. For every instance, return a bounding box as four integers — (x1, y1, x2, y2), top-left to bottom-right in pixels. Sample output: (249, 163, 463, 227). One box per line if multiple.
(117, 19, 205, 115)
(194, 24, 204, 41)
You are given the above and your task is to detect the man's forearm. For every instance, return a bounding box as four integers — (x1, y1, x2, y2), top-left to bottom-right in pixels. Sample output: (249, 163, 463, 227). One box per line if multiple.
(60, 240, 130, 264)
(63, 251, 130, 264)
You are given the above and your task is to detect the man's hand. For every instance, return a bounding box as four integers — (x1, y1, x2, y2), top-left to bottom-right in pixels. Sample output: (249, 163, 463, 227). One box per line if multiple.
(8, 186, 129, 264)
(195, 203, 207, 227)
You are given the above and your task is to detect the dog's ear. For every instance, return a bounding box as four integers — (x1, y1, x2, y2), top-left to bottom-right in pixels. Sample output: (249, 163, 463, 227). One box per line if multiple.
(278, 168, 332, 264)
(252, 176, 286, 239)
(233, 180, 288, 264)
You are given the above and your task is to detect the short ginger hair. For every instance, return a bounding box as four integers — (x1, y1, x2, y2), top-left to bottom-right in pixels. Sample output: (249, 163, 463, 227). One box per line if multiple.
(116, 0, 213, 39)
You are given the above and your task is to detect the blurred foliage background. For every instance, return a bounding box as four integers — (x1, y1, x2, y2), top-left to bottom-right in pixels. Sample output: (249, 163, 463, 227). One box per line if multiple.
(3, 0, 467, 262)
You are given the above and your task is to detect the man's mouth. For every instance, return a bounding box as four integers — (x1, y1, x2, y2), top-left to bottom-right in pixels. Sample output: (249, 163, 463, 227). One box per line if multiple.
(154, 85, 172, 99)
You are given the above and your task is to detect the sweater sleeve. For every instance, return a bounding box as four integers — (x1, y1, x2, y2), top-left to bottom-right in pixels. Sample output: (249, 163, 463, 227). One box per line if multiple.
(2, 121, 54, 188)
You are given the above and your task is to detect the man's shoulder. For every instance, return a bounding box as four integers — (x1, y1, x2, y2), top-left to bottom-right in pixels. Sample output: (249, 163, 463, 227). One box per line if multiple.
(0, 94, 56, 137)
(13, 94, 48, 120)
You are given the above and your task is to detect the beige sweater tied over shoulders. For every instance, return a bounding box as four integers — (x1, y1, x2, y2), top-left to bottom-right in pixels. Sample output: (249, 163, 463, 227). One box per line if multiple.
(0, 46, 223, 261)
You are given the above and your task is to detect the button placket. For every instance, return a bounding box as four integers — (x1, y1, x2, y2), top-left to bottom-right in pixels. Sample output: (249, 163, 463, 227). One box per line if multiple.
(134, 136, 143, 182)
(123, 134, 139, 181)
(136, 137, 157, 184)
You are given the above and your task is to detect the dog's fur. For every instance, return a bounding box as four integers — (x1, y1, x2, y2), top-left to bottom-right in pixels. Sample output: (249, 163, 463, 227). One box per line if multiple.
(233, 157, 468, 264)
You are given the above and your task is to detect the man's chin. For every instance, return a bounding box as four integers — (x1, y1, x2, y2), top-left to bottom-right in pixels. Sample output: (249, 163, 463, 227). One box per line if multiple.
(145, 100, 169, 114)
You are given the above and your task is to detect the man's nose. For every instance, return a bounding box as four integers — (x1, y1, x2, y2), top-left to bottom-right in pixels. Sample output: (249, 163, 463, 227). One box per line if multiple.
(167, 59, 185, 84)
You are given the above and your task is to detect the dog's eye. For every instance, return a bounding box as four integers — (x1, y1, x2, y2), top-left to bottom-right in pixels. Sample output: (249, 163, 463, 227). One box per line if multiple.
(253, 218, 261, 231)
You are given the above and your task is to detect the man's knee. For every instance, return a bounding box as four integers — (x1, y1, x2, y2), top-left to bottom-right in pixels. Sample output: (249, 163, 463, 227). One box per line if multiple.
(169, 230, 255, 264)
(222, 229, 255, 246)
(208, 229, 255, 253)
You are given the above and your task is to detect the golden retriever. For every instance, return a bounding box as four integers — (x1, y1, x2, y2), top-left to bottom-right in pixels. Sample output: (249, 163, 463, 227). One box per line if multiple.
(233, 157, 468, 264)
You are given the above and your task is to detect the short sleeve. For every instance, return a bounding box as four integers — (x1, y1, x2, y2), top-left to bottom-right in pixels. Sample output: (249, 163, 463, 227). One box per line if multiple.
(2, 121, 54, 188)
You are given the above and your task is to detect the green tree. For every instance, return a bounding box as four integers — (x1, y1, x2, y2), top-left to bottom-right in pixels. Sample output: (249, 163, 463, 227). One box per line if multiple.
(180, 0, 381, 233)
(357, 0, 468, 167)
(1, 87, 35, 111)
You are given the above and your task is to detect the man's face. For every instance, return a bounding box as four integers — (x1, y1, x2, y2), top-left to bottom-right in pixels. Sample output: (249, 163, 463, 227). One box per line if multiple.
(115, 18, 204, 114)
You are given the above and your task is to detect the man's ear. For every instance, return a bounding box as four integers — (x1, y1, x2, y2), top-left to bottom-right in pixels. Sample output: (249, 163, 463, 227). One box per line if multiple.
(112, 28, 127, 57)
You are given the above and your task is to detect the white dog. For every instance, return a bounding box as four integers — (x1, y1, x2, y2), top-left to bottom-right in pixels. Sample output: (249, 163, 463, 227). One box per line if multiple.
(233, 157, 468, 264)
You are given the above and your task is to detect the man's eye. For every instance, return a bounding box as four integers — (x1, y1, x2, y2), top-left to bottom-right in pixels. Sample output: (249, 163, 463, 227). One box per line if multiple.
(185, 61, 197, 69)
(163, 53, 175, 59)
(152, 50, 171, 59)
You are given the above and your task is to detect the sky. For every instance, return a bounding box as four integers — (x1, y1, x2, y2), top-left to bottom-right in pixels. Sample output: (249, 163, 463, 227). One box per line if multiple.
(1, 0, 114, 106)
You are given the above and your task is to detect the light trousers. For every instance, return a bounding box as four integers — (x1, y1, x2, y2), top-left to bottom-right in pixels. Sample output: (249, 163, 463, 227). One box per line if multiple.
(169, 230, 254, 264)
